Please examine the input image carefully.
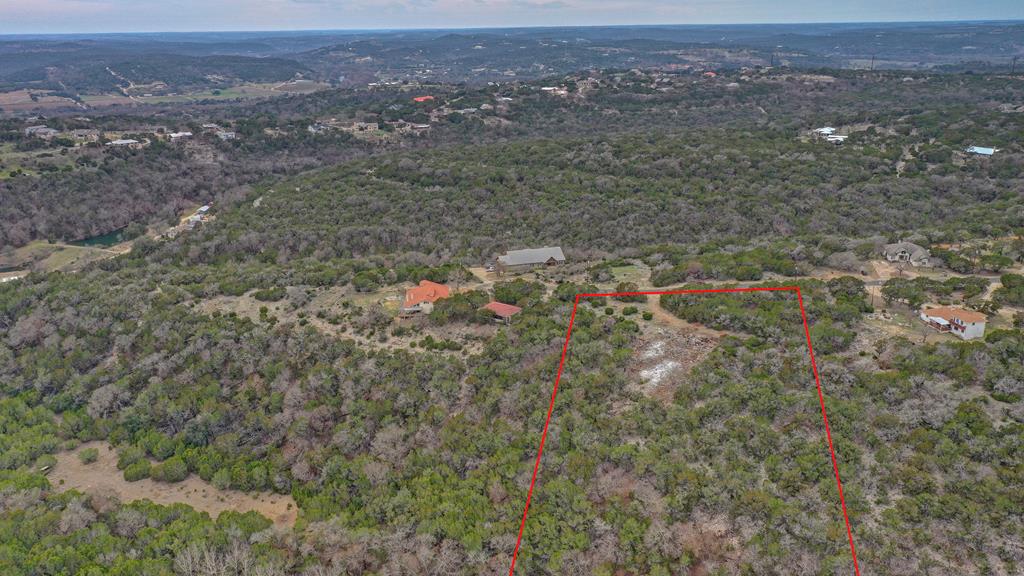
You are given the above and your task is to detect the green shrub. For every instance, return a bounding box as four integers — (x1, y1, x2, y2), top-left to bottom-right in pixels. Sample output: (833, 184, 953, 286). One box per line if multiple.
(78, 448, 99, 464)
(253, 286, 286, 301)
(613, 282, 645, 302)
(151, 456, 189, 483)
(123, 460, 151, 482)
(117, 446, 146, 470)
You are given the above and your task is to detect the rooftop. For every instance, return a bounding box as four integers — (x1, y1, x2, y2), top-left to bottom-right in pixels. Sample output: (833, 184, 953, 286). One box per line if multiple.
(922, 306, 987, 324)
(965, 146, 996, 156)
(483, 301, 522, 318)
(497, 246, 565, 266)
(403, 280, 450, 308)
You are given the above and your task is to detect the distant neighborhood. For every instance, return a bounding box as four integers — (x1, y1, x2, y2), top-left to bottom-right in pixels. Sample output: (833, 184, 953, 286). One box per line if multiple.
(20, 117, 244, 150)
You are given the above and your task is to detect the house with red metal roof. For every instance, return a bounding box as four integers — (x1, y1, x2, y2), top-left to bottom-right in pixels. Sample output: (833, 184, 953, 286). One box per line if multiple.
(402, 280, 450, 315)
(482, 301, 522, 324)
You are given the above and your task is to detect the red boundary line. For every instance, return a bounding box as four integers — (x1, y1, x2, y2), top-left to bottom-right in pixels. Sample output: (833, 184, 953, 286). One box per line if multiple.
(507, 286, 861, 576)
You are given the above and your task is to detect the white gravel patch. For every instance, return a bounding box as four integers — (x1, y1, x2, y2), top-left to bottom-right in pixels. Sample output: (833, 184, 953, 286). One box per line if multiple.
(639, 360, 681, 386)
(642, 340, 666, 359)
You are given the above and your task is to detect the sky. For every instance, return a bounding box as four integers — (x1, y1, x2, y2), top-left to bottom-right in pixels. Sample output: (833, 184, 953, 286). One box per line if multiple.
(1, 0, 1023, 34)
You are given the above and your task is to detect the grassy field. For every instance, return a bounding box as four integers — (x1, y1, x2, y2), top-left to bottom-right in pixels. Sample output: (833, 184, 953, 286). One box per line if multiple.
(610, 263, 651, 284)
(133, 81, 330, 104)
(0, 240, 119, 273)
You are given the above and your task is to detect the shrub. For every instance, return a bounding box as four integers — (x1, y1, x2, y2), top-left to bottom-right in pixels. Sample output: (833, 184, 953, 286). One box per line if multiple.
(123, 460, 151, 482)
(78, 448, 99, 464)
(117, 446, 146, 470)
(151, 456, 189, 483)
(613, 282, 645, 303)
(253, 286, 286, 301)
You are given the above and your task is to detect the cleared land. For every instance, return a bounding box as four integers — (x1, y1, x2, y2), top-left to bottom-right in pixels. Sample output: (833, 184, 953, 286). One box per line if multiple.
(51, 441, 297, 527)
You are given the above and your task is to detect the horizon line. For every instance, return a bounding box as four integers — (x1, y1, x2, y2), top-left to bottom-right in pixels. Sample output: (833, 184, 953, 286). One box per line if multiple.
(3, 18, 1024, 38)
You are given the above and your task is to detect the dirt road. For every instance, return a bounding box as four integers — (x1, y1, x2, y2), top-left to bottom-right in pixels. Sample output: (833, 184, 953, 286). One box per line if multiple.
(646, 293, 732, 339)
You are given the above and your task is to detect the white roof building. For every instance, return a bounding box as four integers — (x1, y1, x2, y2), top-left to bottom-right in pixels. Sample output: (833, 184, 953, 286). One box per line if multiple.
(965, 146, 997, 156)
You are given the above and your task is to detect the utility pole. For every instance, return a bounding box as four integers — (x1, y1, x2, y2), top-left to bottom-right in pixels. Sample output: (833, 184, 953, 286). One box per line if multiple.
(870, 54, 876, 71)
(1012, 56, 1019, 76)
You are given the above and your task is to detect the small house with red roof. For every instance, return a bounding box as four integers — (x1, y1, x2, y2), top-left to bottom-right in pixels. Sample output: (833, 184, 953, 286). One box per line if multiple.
(413, 96, 435, 103)
(402, 280, 450, 315)
(482, 301, 522, 324)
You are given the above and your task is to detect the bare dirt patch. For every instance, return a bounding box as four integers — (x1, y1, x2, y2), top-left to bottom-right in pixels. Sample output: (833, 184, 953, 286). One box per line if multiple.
(631, 326, 718, 403)
(51, 441, 297, 527)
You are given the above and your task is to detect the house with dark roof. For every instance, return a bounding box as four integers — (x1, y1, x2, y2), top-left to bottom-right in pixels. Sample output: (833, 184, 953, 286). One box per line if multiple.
(882, 242, 930, 267)
(496, 246, 566, 273)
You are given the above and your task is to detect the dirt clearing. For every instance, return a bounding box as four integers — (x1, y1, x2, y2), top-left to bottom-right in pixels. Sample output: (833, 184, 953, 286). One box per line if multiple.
(51, 442, 297, 527)
(631, 326, 718, 403)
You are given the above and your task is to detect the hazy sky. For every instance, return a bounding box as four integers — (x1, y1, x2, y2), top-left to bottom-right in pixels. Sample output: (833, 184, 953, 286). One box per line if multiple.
(2, 0, 1023, 34)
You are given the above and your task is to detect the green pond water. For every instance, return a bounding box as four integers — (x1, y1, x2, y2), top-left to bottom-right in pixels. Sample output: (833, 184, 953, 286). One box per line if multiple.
(70, 228, 127, 248)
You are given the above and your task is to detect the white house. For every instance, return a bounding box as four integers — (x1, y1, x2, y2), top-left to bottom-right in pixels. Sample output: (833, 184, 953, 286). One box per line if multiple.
(920, 306, 987, 340)
(813, 127, 837, 136)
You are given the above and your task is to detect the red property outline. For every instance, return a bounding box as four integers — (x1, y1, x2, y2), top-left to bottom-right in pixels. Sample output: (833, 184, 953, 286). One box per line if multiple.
(507, 286, 862, 576)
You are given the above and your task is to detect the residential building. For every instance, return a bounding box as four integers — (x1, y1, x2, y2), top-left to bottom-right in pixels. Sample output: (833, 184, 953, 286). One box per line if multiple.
(70, 129, 100, 142)
(216, 131, 237, 141)
(965, 146, 997, 156)
(169, 131, 193, 141)
(401, 280, 451, 314)
(882, 242, 930, 267)
(482, 301, 522, 324)
(24, 125, 60, 139)
(106, 139, 143, 149)
(920, 306, 987, 340)
(496, 246, 566, 272)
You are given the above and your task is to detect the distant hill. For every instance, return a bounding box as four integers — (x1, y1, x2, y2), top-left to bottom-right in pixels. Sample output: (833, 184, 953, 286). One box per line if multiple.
(2, 21, 1022, 96)
(0, 44, 311, 94)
